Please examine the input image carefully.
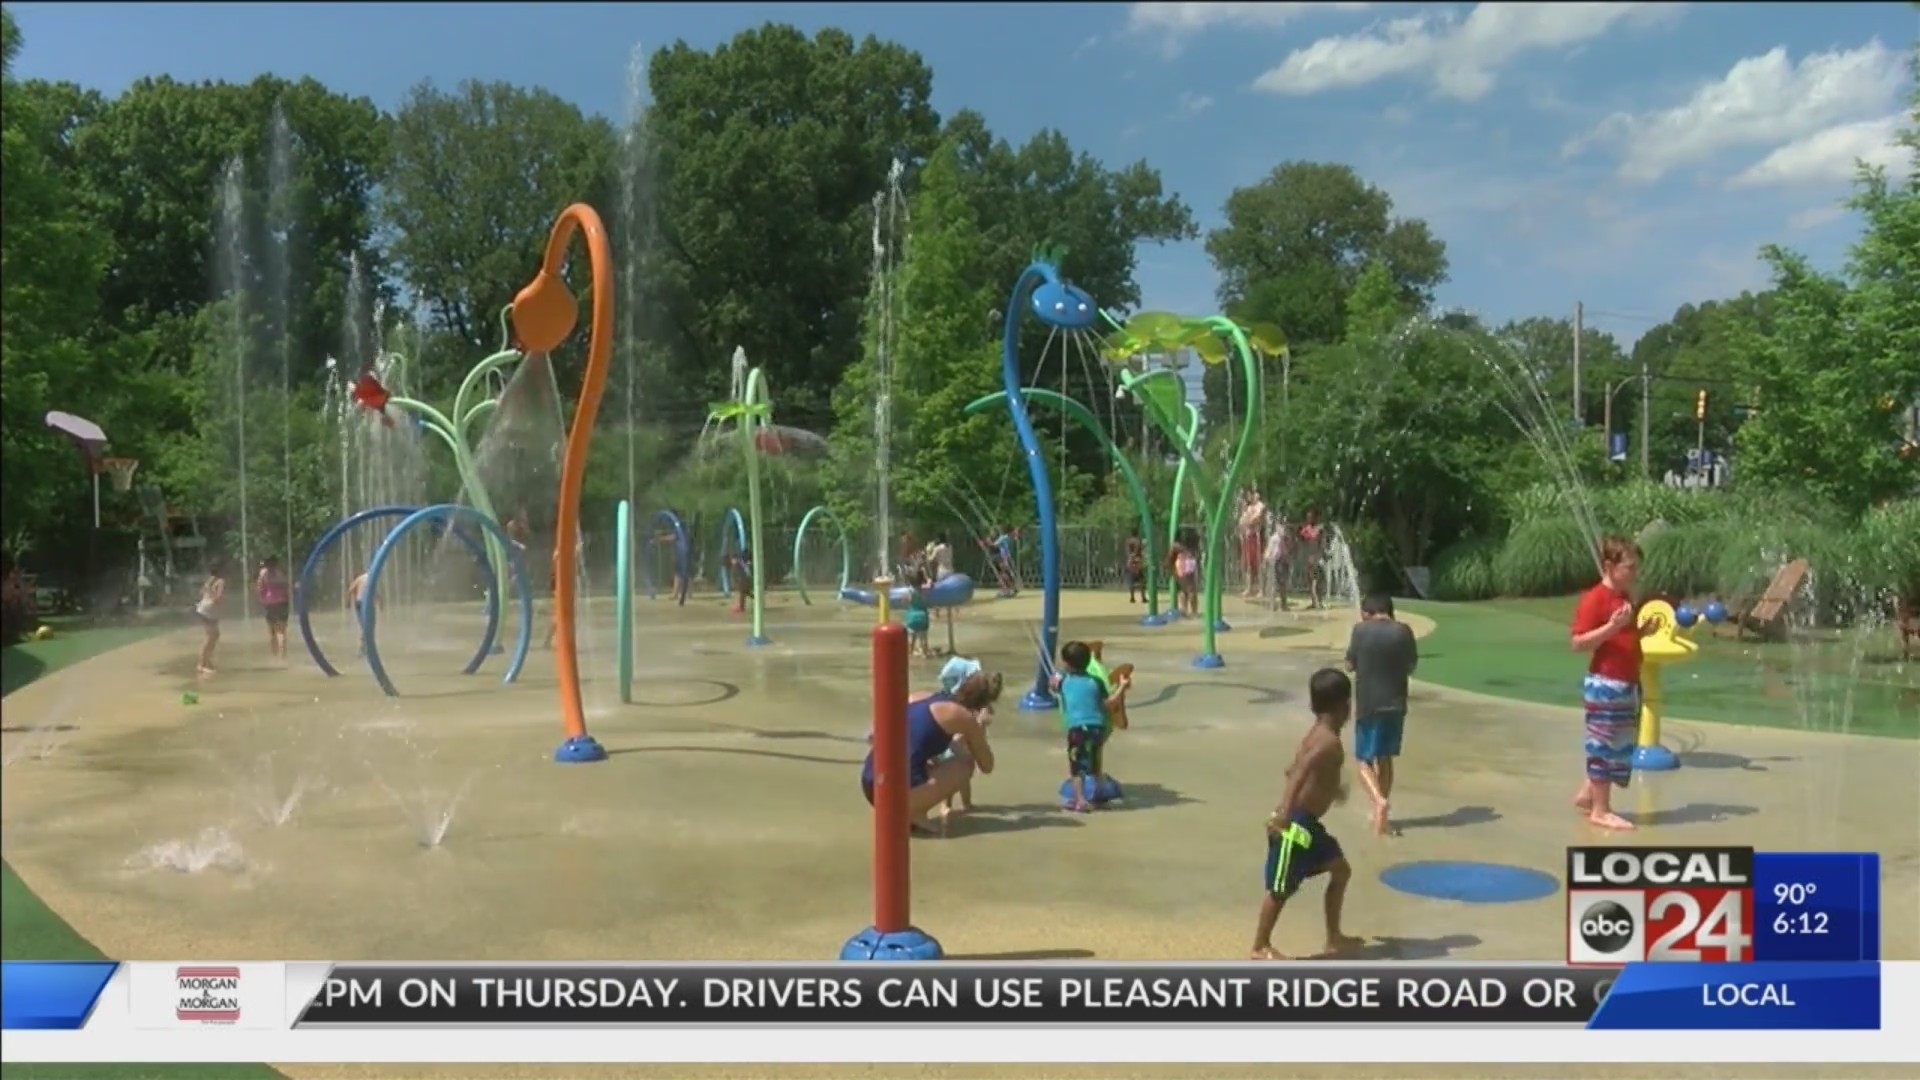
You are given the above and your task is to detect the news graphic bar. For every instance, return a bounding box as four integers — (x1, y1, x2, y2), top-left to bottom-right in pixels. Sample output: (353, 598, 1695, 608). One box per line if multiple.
(1751, 852, 1880, 963)
(1589, 961, 1879, 1030)
(0, 963, 119, 1030)
(293, 964, 1613, 1026)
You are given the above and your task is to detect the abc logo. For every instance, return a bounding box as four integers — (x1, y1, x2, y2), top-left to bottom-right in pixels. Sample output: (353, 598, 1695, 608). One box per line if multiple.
(1578, 900, 1637, 954)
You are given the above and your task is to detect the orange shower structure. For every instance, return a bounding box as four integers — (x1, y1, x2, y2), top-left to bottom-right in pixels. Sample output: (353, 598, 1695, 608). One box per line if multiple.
(511, 203, 614, 764)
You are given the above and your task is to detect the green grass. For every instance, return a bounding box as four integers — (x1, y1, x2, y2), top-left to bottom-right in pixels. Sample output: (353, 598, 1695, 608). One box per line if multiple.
(1401, 597, 1919, 739)
(2, 621, 281, 1080)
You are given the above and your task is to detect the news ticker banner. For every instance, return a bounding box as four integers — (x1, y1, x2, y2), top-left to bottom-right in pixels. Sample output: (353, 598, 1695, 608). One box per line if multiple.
(1, 960, 1886, 1031)
(3, 962, 1909, 1065)
(1565, 847, 1879, 965)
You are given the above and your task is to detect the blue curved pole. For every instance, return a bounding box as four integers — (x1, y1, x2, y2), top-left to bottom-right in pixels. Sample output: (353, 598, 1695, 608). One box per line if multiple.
(361, 504, 534, 698)
(792, 504, 852, 606)
(1001, 264, 1061, 711)
(717, 507, 748, 596)
(616, 500, 633, 704)
(639, 509, 691, 604)
(295, 505, 500, 678)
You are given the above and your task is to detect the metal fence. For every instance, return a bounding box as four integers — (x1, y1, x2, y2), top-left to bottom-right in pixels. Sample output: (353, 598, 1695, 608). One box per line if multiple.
(649, 523, 1339, 600)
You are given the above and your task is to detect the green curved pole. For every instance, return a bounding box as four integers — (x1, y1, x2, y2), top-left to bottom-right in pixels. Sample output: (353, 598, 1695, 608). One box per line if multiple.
(739, 363, 773, 645)
(791, 504, 852, 606)
(616, 499, 633, 703)
(461, 398, 499, 441)
(1166, 400, 1203, 614)
(453, 349, 521, 440)
(388, 394, 507, 610)
(962, 388, 1160, 620)
(1193, 318, 1263, 664)
(1117, 369, 1210, 616)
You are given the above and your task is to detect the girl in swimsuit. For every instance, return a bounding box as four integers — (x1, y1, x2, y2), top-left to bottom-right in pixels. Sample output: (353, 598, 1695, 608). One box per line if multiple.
(194, 560, 229, 677)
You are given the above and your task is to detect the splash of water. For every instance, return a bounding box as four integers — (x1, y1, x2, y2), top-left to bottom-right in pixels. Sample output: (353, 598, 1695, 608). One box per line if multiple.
(619, 42, 652, 522)
(1323, 524, 1362, 611)
(269, 103, 297, 570)
(230, 752, 321, 828)
(216, 158, 253, 623)
(128, 826, 249, 874)
(870, 159, 909, 576)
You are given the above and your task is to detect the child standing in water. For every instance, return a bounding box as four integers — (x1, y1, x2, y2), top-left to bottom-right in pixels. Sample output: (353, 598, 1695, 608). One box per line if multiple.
(257, 556, 291, 660)
(194, 560, 229, 677)
(905, 569, 933, 658)
(346, 567, 379, 656)
(1123, 532, 1146, 603)
(1171, 537, 1201, 618)
(1250, 668, 1364, 960)
(1053, 640, 1131, 813)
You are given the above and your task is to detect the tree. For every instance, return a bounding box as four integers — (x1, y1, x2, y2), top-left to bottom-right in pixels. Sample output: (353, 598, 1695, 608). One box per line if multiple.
(1494, 315, 1632, 452)
(938, 110, 1197, 485)
(1205, 162, 1449, 347)
(1629, 297, 1768, 477)
(383, 79, 616, 381)
(645, 25, 941, 433)
(58, 74, 388, 367)
(1, 8, 113, 561)
(1730, 78, 1920, 512)
(825, 140, 1008, 546)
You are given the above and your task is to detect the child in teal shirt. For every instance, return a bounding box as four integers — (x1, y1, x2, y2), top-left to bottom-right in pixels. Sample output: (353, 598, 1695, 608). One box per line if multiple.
(905, 569, 932, 657)
(1053, 640, 1131, 812)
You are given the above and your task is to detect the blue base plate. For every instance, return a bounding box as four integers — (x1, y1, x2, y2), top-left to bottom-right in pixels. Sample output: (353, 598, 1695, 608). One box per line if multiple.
(1058, 775, 1125, 808)
(840, 927, 944, 961)
(1633, 744, 1681, 771)
(1018, 689, 1058, 712)
(1192, 653, 1225, 670)
(553, 736, 608, 764)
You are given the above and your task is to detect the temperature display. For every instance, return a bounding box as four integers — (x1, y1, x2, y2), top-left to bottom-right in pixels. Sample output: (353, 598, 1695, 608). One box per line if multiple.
(1752, 853, 1878, 963)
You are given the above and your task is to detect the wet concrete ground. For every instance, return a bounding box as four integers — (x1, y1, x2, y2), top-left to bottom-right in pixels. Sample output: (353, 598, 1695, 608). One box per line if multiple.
(2, 589, 1914, 1078)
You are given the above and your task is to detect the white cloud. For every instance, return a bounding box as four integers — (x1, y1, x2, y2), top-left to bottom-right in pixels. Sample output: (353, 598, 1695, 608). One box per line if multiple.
(1787, 204, 1847, 232)
(1729, 113, 1911, 189)
(1567, 40, 1908, 183)
(1127, 2, 1373, 34)
(1251, 3, 1683, 102)
(1176, 91, 1215, 115)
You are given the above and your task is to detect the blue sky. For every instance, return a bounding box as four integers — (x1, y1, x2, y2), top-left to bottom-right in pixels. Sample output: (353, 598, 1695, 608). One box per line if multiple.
(10, 2, 1915, 346)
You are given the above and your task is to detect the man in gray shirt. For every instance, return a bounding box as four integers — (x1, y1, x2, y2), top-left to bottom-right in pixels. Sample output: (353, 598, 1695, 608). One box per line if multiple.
(1345, 593, 1418, 836)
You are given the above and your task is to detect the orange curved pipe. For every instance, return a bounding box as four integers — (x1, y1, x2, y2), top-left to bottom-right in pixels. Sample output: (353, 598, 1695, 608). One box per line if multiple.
(512, 204, 613, 746)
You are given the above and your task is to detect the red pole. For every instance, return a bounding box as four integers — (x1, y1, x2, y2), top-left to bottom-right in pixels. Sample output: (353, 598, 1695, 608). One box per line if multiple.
(871, 621, 910, 934)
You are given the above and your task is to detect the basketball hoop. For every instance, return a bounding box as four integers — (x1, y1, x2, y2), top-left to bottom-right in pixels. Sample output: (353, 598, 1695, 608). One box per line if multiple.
(101, 457, 140, 494)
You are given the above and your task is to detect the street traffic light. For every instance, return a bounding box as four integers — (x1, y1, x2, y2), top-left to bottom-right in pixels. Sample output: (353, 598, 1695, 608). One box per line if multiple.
(1695, 390, 1708, 421)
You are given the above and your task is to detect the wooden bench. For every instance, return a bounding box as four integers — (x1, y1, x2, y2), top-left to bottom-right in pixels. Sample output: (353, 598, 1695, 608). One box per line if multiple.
(1733, 558, 1810, 641)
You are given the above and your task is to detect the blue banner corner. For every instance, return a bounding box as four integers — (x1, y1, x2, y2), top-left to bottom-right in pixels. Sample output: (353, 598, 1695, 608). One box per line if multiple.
(0, 961, 120, 1030)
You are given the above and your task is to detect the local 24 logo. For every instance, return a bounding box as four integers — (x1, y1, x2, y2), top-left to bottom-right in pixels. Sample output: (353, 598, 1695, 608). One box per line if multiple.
(1566, 846, 1756, 964)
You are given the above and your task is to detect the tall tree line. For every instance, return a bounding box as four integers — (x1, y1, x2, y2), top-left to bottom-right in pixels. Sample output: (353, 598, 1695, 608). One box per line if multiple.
(3, 9, 1912, 601)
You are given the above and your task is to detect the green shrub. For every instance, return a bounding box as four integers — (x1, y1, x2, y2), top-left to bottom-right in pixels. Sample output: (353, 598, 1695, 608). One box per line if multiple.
(1639, 522, 1727, 599)
(1493, 517, 1593, 596)
(1429, 536, 1500, 600)
(1595, 481, 1722, 534)
(1854, 497, 1920, 599)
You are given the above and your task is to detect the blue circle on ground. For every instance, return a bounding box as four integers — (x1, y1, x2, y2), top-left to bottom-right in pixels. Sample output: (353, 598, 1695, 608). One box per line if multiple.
(1379, 861, 1559, 904)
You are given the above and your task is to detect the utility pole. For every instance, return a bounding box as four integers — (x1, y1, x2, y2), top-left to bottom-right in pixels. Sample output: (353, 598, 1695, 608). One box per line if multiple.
(1639, 353, 1651, 478)
(1572, 301, 1583, 427)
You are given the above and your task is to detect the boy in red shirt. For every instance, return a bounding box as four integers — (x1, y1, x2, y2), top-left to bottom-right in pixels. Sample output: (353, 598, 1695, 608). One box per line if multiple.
(1569, 537, 1645, 831)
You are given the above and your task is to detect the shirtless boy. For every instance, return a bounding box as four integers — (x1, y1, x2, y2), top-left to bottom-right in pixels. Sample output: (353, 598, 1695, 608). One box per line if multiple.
(1251, 667, 1365, 961)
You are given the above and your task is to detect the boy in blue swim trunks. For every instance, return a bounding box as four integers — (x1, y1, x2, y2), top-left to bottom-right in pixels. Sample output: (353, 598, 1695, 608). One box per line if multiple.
(1251, 667, 1364, 960)
(1345, 593, 1418, 837)
(1054, 640, 1131, 812)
